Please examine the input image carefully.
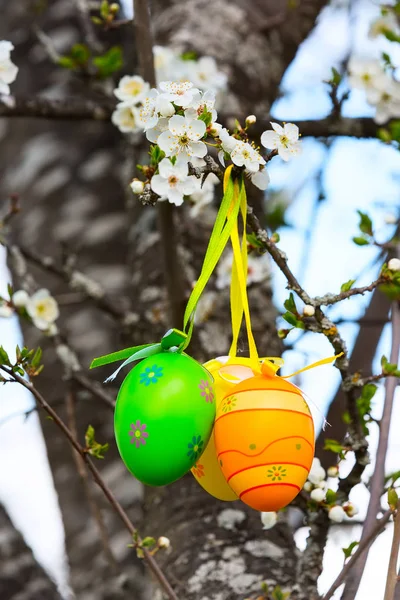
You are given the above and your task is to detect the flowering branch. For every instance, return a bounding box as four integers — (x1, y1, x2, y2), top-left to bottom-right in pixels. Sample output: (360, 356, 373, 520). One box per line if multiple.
(0, 365, 179, 600)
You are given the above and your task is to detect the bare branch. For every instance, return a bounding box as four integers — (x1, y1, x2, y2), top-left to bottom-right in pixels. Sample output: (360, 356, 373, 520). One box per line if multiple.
(322, 509, 393, 600)
(0, 95, 114, 121)
(0, 365, 179, 600)
(384, 501, 400, 600)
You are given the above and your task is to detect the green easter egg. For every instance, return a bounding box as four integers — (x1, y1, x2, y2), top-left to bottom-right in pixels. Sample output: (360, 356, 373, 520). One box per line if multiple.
(114, 352, 216, 486)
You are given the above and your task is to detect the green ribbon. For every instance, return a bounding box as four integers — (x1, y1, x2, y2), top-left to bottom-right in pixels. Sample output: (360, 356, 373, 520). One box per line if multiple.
(90, 329, 187, 382)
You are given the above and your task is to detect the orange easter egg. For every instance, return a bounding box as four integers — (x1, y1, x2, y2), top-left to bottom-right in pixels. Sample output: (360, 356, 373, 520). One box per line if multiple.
(214, 374, 315, 512)
(191, 358, 255, 501)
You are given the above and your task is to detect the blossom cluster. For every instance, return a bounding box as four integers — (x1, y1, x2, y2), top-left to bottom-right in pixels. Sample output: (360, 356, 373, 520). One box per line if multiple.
(303, 458, 359, 523)
(115, 75, 300, 207)
(0, 40, 18, 96)
(348, 56, 400, 124)
(0, 288, 59, 333)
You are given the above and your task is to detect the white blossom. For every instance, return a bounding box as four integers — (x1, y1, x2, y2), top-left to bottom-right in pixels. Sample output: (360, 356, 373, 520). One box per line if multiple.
(151, 157, 199, 206)
(157, 536, 171, 549)
(261, 511, 277, 530)
(0, 302, 13, 318)
(231, 141, 265, 172)
(114, 75, 150, 105)
(159, 81, 200, 107)
(145, 116, 170, 144)
(186, 89, 218, 122)
(328, 505, 346, 523)
(12, 290, 29, 307)
(384, 213, 398, 225)
(327, 465, 339, 478)
(261, 122, 301, 161)
(388, 258, 400, 272)
(347, 57, 386, 92)
(0, 41, 18, 96)
(130, 179, 144, 194)
(310, 488, 326, 503)
(308, 458, 326, 485)
(369, 12, 399, 39)
(303, 305, 315, 317)
(366, 78, 400, 124)
(139, 89, 175, 132)
(157, 114, 207, 160)
(26, 289, 59, 331)
(343, 502, 359, 517)
(216, 251, 270, 289)
(111, 104, 143, 133)
(188, 56, 227, 92)
(250, 167, 270, 190)
(153, 46, 177, 82)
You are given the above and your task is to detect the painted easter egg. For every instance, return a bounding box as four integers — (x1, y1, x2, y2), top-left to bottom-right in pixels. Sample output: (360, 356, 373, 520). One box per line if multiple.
(191, 358, 240, 501)
(114, 352, 216, 486)
(214, 374, 315, 511)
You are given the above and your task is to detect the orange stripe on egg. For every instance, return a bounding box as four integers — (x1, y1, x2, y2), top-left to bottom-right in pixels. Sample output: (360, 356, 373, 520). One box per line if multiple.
(239, 482, 301, 499)
(215, 407, 313, 425)
(227, 461, 310, 483)
(217, 435, 314, 459)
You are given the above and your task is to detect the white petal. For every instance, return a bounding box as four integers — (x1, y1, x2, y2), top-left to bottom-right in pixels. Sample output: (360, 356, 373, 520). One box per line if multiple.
(158, 158, 175, 178)
(278, 146, 291, 161)
(270, 122, 284, 134)
(188, 118, 206, 140)
(189, 140, 207, 158)
(260, 130, 278, 149)
(179, 175, 199, 195)
(251, 168, 270, 190)
(0, 80, 10, 95)
(146, 127, 160, 143)
(151, 174, 170, 196)
(167, 189, 184, 206)
(284, 123, 299, 142)
(168, 115, 186, 135)
(157, 131, 176, 155)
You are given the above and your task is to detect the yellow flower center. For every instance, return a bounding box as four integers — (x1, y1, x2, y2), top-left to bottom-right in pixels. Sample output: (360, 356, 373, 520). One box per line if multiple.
(36, 302, 47, 315)
(168, 176, 178, 187)
(280, 135, 289, 148)
(135, 430, 141, 438)
(179, 135, 189, 146)
(124, 81, 142, 95)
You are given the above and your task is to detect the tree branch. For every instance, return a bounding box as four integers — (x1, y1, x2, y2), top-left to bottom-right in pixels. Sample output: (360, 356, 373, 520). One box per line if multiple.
(0, 365, 179, 600)
(322, 508, 393, 600)
(384, 501, 400, 600)
(342, 299, 400, 600)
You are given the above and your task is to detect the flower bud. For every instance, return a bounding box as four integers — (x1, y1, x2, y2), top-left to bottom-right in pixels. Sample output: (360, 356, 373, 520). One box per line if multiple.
(343, 502, 359, 517)
(246, 115, 257, 125)
(157, 536, 171, 549)
(388, 258, 400, 272)
(261, 511, 277, 530)
(310, 488, 326, 503)
(12, 290, 29, 307)
(130, 179, 145, 194)
(327, 465, 339, 478)
(303, 305, 315, 317)
(303, 481, 313, 492)
(328, 505, 346, 523)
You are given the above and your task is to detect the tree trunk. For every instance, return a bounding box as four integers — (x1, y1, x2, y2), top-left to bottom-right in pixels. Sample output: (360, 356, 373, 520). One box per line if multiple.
(1, 0, 329, 598)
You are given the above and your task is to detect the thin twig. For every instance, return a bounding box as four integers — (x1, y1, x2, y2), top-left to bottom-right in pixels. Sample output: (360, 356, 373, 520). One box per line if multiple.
(342, 299, 400, 600)
(65, 387, 117, 569)
(322, 509, 392, 600)
(384, 501, 400, 600)
(0, 365, 179, 600)
(74, 0, 104, 53)
(132, 0, 186, 327)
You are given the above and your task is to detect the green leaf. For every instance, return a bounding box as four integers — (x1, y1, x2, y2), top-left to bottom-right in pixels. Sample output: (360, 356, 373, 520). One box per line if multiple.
(357, 210, 373, 235)
(198, 107, 212, 127)
(93, 46, 123, 78)
(352, 236, 370, 246)
(324, 438, 345, 458)
(180, 51, 197, 61)
(342, 410, 351, 424)
(0, 346, 10, 365)
(246, 232, 266, 251)
(282, 312, 305, 329)
(342, 541, 359, 560)
(91, 16, 103, 25)
(7, 283, 13, 298)
(149, 144, 166, 166)
(340, 279, 356, 293)
(141, 536, 156, 548)
(58, 56, 76, 69)
(271, 585, 290, 600)
(85, 425, 109, 459)
(284, 292, 297, 315)
(388, 487, 399, 510)
(31, 347, 42, 368)
(331, 67, 342, 86)
(70, 43, 90, 65)
(325, 489, 337, 506)
(381, 355, 399, 375)
(100, 0, 109, 18)
(383, 29, 400, 43)
(385, 470, 400, 485)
